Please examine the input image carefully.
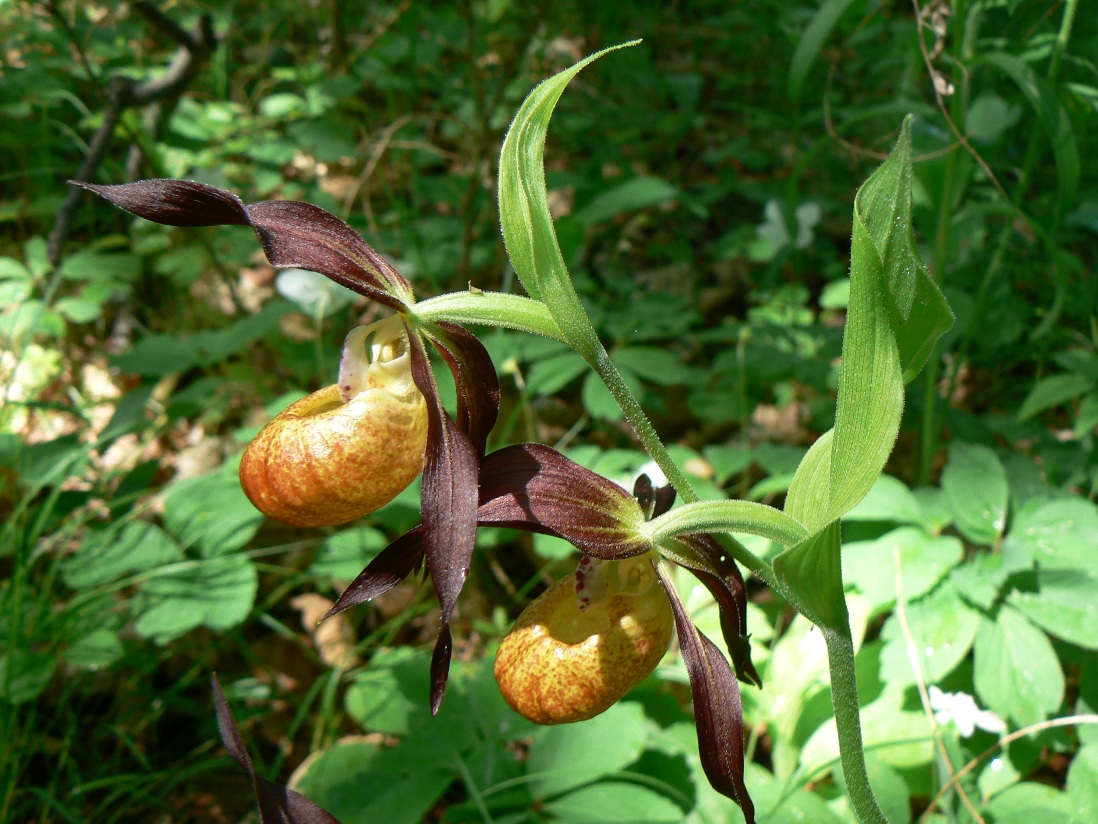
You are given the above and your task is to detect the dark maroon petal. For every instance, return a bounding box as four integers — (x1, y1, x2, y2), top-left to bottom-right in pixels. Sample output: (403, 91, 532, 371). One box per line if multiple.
(212, 674, 341, 824)
(634, 474, 677, 520)
(476, 443, 649, 558)
(424, 321, 500, 458)
(324, 528, 425, 619)
(409, 333, 479, 711)
(669, 534, 761, 688)
(245, 200, 408, 308)
(76, 178, 410, 307)
(430, 623, 453, 716)
(73, 179, 250, 227)
(657, 568, 754, 822)
(652, 484, 676, 519)
(633, 474, 655, 517)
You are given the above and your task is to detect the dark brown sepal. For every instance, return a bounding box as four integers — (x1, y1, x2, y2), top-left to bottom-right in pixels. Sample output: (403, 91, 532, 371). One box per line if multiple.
(657, 568, 755, 823)
(211, 674, 341, 823)
(477, 444, 649, 558)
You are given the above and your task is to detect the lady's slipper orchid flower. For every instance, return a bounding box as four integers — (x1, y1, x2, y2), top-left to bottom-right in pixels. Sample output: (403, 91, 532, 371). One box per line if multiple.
(328, 443, 758, 822)
(494, 553, 674, 724)
(239, 316, 428, 527)
(76, 178, 499, 707)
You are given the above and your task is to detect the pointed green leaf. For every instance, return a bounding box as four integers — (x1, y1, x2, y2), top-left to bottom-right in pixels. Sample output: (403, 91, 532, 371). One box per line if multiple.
(785, 118, 952, 532)
(498, 42, 638, 345)
(772, 521, 846, 630)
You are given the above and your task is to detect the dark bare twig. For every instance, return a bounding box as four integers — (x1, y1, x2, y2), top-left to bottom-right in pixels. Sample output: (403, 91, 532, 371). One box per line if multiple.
(47, 2, 217, 267)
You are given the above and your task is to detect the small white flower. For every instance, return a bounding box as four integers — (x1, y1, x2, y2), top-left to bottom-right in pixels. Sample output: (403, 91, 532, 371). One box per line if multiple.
(928, 686, 1007, 738)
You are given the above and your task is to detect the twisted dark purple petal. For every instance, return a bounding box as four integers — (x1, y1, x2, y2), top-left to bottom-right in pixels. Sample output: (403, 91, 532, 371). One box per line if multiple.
(212, 674, 340, 823)
(408, 332, 479, 714)
(426, 321, 500, 458)
(669, 533, 761, 688)
(476, 444, 649, 558)
(657, 567, 754, 822)
(324, 528, 425, 619)
(74, 179, 409, 309)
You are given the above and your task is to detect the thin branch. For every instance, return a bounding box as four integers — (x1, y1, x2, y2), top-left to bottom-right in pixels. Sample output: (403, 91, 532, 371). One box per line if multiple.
(47, 3, 217, 266)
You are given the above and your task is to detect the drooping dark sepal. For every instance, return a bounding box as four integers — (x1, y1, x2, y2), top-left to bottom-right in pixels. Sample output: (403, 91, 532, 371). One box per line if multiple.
(211, 674, 341, 824)
(668, 533, 761, 688)
(656, 566, 755, 823)
(324, 528, 426, 619)
(425, 321, 500, 458)
(408, 332, 480, 713)
(476, 443, 649, 559)
(74, 179, 409, 309)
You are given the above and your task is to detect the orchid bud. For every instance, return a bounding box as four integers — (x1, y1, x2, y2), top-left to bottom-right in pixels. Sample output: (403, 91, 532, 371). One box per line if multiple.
(240, 316, 428, 527)
(495, 555, 673, 725)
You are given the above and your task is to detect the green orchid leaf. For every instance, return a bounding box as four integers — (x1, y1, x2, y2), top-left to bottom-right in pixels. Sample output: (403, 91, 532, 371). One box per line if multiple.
(785, 117, 952, 533)
(772, 521, 846, 631)
(498, 41, 639, 349)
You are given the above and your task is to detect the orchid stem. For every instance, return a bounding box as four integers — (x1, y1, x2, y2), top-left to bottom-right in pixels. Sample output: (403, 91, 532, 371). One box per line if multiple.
(822, 624, 888, 824)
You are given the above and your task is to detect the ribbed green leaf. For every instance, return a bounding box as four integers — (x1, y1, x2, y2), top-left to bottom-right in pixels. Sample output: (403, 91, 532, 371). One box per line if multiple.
(785, 117, 952, 532)
(498, 42, 638, 345)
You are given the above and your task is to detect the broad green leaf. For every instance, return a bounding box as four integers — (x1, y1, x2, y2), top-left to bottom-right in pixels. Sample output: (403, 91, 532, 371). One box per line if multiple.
(345, 647, 429, 736)
(801, 690, 934, 773)
(582, 367, 644, 421)
(291, 737, 454, 824)
(526, 350, 587, 395)
(1067, 745, 1098, 823)
(163, 470, 263, 557)
(311, 526, 388, 581)
(842, 526, 964, 615)
(773, 521, 846, 630)
(1017, 372, 1093, 421)
(980, 53, 1081, 223)
(134, 554, 258, 644)
(613, 345, 695, 386)
(785, 118, 952, 531)
(940, 442, 1009, 545)
(573, 176, 679, 227)
(1008, 567, 1098, 649)
(973, 606, 1064, 727)
(1075, 392, 1098, 438)
(844, 473, 930, 530)
(544, 781, 683, 822)
(982, 782, 1073, 824)
(112, 300, 291, 376)
(63, 521, 183, 589)
(0, 651, 56, 705)
(1003, 496, 1098, 573)
(62, 628, 123, 670)
(859, 756, 911, 824)
(878, 581, 980, 685)
(787, 0, 859, 101)
(527, 701, 649, 798)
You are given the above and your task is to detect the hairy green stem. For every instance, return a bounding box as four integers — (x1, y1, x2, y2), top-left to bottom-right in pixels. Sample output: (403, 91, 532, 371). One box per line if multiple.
(823, 625, 888, 824)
